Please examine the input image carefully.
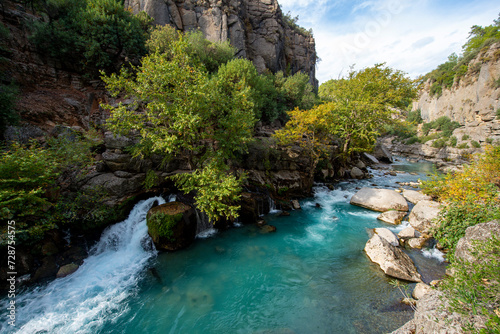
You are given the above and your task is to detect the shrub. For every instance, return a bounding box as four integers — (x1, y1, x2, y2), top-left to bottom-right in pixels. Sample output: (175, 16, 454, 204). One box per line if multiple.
(471, 140, 481, 148)
(146, 24, 180, 54)
(405, 136, 419, 145)
(462, 134, 471, 140)
(431, 138, 448, 148)
(185, 30, 236, 73)
(30, 0, 149, 76)
(458, 143, 470, 149)
(440, 236, 500, 333)
(407, 109, 423, 124)
(450, 136, 458, 147)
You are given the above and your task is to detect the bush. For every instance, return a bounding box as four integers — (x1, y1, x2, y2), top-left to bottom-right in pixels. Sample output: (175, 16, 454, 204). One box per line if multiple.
(450, 136, 458, 147)
(471, 140, 481, 148)
(185, 30, 236, 73)
(30, 0, 149, 76)
(146, 24, 180, 55)
(407, 109, 423, 124)
(432, 138, 448, 148)
(458, 143, 470, 149)
(405, 136, 419, 145)
(440, 236, 500, 333)
(462, 134, 471, 140)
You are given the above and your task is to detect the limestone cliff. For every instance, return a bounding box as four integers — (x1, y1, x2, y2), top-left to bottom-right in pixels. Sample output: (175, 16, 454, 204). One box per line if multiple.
(413, 42, 500, 144)
(124, 0, 318, 88)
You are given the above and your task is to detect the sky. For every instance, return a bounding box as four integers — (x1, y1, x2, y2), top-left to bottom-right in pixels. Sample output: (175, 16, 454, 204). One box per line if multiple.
(277, 0, 500, 84)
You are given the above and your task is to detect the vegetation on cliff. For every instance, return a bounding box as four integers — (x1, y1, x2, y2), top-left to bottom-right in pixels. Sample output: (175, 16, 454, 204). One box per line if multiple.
(275, 64, 416, 164)
(422, 14, 500, 96)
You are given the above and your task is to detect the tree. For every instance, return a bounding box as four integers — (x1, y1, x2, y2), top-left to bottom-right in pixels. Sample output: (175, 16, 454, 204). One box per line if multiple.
(275, 64, 416, 161)
(102, 39, 256, 221)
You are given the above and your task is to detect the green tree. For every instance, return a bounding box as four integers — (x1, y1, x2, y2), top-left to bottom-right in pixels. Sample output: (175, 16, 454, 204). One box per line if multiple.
(276, 64, 416, 160)
(102, 39, 255, 221)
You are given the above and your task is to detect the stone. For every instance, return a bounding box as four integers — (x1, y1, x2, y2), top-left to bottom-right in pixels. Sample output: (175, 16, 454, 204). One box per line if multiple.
(103, 131, 135, 149)
(398, 226, 421, 239)
(146, 202, 197, 251)
(377, 211, 406, 225)
(373, 143, 393, 163)
(402, 189, 432, 204)
(350, 187, 409, 212)
(33, 256, 58, 282)
(374, 228, 399, 246)
(455, 220, 500, 263)
(355, 161, 366, 169)
(84, 173, 145, 200)
(260, 225, 277, 233)
(279, 211, 290, 216)
(408, 237, 427, 249)
(41, 241, 59, 256)
(412, 283, 432, 300)
(408, 200, 441, 233)
(291, 200, 301, 210)
(350, 166, 364, 179)
(363, 152, 380, 164)
(364, 234, 422, 282)
(56, 263, 79, 278)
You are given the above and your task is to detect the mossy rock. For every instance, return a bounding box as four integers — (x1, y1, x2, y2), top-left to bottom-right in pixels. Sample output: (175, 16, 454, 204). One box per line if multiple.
(146, 202, 197, 251)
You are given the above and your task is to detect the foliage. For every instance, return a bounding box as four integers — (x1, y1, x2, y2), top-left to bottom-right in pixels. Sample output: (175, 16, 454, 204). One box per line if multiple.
(440, 236, 500, 333)
(184, 30, 236, 73)
(471, 140, 481, 148)
(462, 15, 500, 54)
(102, 39, 255, 220)
(450, 136, 458, 147)
(146, 24, 180, 55)
(422, 116, 460, 137)
(277, 64, 416, 161)
(171, 162, 243, 222)
(144, 170, 159, 190)
(30, 0, 149, 76)
(422, 146, 500, 250)
(0, 83, 18, 134)
(275, 71, 316, 112)
(0, 135, 95, 244)
(407, 109, 423, 124)
(282, 11, 313, 37)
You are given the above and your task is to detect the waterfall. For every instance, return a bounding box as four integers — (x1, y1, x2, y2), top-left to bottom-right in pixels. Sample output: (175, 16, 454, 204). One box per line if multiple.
(268, 196, 280, 214)
(195, 209, 217, 238)
(0, 196, 165, 334)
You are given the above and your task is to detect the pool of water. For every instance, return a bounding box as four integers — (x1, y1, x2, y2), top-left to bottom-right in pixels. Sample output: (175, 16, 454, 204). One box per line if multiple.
(1, 158, 445, 334)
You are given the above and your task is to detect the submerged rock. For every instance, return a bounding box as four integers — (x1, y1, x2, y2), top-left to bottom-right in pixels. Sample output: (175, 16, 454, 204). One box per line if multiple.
(364, 234, 422, 282)
(408, 200, 441, 233)
(350, 187, 409, 212)
(146, 202, 197, 251)
(260, 225, 277, 233)
(377, 211, 406, 225)
(56, 263, 79, 278)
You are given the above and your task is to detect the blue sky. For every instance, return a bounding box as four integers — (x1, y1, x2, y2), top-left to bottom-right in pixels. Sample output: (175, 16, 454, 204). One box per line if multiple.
(277, 0, 500, 84)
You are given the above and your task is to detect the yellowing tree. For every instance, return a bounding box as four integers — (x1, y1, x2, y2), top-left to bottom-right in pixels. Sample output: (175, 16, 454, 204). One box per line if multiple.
(275, 64, 416, 161)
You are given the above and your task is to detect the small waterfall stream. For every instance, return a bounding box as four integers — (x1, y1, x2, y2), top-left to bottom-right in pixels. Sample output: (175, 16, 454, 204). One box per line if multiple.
(0, 196, 165, 334)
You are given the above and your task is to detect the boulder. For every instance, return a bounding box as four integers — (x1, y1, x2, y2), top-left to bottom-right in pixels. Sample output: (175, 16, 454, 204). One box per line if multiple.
(362, 152, 380, 164)
(291, 200, 301, 210)
(398, 226, 421, 239)
(402, 189, 432, 204)
(350, 166, 364, 179)
(350, 187, 409, 212)
(408, 237, 427, 249)
(408, 200, 441, 233)
(364, 234, 422, 282)
(412, 283, 432, 300)
(56, 263, 79, 278)
(373, 143, 393, 163)
(455, 220, 500, 263)
(146, 202, 197, 251)
(374, 228, 399, 246)
(377, 210, 406, 225)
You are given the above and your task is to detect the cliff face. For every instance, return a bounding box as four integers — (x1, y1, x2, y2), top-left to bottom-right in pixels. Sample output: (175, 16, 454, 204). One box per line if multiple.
(413, 42, 500, 143)
(124, 0, 318, 88)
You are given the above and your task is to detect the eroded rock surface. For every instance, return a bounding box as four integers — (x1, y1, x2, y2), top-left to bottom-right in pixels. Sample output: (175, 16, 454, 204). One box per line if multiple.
(351, 187, 409, 212)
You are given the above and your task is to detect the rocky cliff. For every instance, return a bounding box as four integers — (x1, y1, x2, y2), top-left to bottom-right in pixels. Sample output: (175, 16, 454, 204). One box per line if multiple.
(124, 0, 318, 88)
(413, 42, 500, 144)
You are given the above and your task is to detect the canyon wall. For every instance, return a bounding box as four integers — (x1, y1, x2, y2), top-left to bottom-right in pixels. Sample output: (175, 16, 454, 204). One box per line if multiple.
(124, 0, 318, 88)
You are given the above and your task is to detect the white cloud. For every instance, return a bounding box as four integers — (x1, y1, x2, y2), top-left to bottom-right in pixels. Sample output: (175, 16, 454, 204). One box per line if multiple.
(277, 0, 500, 84)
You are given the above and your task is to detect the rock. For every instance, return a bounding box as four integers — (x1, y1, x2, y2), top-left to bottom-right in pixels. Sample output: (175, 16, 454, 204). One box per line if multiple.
(455, 220, 500, 263)
(374, 228, 399, 246)
(412, 283, 432, 300)
(355, 161, 366, 169)
(279, 211, 290, 217)
(401, 297, 417, 307)
(291, 200, 301, 210)
(350, 187, 409, 212)
(146, 202, 197, 251)
(41, 241, 59, 256)
(398, 226, 421, 239)
(391, 289, 486, 334)
(402, 189, 432, 204)
(350, 166, 364, 179)
(364, 234, 422, 282)
(84, 173, 146, 201)
(257, 219, 267, 226)
(408, 237, 427, 249)
(408, 200, 441, 233)
(362, 152, 380, 164)
(32, 256, 58, 282)
(260, 225, 277, 233)
(103, 131, 136, 149)
(373, 143, 393, 163)
(56, 263, 79, 278)
(377, 211, 406, 225)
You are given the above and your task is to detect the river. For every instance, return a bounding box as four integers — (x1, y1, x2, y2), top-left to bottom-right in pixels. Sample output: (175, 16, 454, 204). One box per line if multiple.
(0, 158, 445, 334)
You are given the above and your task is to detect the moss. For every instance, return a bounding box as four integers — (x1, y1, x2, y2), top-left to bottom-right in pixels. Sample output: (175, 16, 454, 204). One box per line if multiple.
(147, 212, 182, 242)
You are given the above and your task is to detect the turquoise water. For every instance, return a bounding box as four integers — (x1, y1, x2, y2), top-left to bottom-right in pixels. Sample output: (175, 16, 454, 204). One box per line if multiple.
(1, 159, 444, 334)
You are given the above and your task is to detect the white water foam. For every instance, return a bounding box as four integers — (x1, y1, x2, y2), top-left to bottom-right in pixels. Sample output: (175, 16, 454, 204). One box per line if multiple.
(422, 246, 446, 262)
(196, 228, 218, 239)
(387, 221, 410, 233)
(0, 196, 165, 334)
